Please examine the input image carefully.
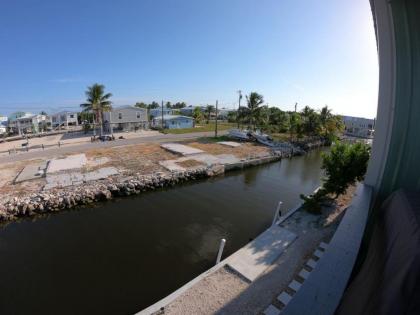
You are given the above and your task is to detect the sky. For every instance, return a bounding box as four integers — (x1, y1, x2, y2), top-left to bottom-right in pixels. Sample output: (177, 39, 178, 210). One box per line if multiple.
(0, 0, 378, 118)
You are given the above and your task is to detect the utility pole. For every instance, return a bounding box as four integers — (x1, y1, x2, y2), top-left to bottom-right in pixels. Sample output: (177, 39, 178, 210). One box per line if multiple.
(215, 100, 218, 138)
(161, 100, 164, 130)
(294, 102, 298, 113)
(237, 90, 242, 128)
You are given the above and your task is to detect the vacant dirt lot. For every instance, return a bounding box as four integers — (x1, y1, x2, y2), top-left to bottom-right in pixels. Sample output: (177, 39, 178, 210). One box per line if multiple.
(0, 140, 268, 202)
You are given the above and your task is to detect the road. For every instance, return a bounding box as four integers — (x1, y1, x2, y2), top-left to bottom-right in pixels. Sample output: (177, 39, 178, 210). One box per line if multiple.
(0, 131, 228, 164)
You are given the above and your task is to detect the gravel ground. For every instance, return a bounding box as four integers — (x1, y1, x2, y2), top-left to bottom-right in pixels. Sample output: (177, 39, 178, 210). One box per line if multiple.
(160, 267, 249, 315)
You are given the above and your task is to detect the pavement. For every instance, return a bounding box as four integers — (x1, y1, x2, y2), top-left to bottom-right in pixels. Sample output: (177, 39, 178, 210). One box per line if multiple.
(14, 161, 48, 183)
(161, 143, 205, 155)
(44, 167, 119, 190)
(46, 154, 87, 174)
(0, 130, 228, 164)
(227, 225, 297, 282)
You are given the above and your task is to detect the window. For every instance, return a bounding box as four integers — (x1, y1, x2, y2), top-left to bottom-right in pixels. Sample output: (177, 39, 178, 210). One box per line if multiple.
(118, 113, 122, 119)
(136, 112, 140, 119)
(69, 114, 74, 118)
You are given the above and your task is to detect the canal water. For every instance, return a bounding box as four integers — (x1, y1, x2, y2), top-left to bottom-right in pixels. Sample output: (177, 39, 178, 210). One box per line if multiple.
(0, 148, 326, 315)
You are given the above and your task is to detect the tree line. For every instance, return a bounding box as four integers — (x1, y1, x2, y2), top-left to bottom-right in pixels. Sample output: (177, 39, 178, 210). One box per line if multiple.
(78, 84, 344, 141)
(228, 92, 344, 141)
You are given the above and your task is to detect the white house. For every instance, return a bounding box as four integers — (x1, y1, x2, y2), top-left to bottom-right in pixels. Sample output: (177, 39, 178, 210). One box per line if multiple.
(103, 105, 148, 132)
(9, 113, 51, 135)
(149, 107, 173, 118)
(0, 116, 8, 135)
(51, 111, 79, 129)
(342, 115, 375, 138)
(152, 115, 194, 129)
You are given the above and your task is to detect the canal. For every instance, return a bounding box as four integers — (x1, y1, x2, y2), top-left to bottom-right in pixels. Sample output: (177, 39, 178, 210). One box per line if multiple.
(0, 148, 326, 315)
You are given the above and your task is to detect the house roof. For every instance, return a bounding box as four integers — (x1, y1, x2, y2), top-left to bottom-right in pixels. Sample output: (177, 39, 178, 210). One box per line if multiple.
(154, 115, 193, 120)
(16, 113, 37, 120)
(113, 105, 145, 110)
(52, 110, 78, 115)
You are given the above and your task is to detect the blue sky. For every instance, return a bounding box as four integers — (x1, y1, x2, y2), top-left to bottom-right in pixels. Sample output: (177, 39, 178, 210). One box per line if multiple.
(0, 0, 378, 118)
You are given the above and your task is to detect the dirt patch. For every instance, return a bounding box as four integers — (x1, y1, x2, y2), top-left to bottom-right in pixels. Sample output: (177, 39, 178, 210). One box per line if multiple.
(84, 143, 179, 174)
(0, 159, 46, 198)
(176, 159, 205, 168)
(323, 184, 357, 226)
(163, 266, 249, 315)
(184, 141, 270, 158)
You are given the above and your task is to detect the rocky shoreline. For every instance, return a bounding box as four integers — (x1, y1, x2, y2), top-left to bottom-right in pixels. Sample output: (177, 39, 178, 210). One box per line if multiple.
(0, 166, 223, 222)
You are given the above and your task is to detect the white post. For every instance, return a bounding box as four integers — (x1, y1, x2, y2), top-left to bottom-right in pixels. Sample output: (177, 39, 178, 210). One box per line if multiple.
(272, 201, 283, 226)
(215, 238, 226, 265)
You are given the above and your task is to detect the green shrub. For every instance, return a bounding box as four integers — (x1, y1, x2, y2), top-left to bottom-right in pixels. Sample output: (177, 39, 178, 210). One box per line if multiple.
(301, 141, 370, 214)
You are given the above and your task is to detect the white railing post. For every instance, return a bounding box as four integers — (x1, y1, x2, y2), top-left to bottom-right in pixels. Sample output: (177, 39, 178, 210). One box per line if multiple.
(272, 201, 283, 226)
(215, 238, 226, 265)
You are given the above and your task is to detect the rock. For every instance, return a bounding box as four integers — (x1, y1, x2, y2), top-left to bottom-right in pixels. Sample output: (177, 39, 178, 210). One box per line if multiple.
(206, 164, 225, 177)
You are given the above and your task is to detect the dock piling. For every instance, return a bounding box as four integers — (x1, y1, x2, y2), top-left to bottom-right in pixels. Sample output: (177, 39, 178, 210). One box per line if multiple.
(272, 201, 283, 226)
(215, 238, 226, 265)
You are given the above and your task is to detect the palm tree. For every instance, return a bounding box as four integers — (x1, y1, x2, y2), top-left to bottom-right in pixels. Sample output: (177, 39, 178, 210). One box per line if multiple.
(301, 105, 321, 136)
(246, 92, 264, 130)
(80, 83, 113, 136)
(319, 106, 332, 127)
(192, 107, 203, 124)
(205, 105, 215, 124)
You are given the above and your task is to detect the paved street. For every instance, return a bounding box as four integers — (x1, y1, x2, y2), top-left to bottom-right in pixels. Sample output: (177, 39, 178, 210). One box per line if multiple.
(0, 130, 228, 164)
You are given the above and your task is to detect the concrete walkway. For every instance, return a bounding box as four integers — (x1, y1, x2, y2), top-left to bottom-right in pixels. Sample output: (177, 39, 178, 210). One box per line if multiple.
(227, 226, 297, 282)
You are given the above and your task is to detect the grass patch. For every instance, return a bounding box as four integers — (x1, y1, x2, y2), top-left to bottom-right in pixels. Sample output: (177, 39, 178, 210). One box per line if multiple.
(162, 122, 235, 134)
(271, 133, 291, 142)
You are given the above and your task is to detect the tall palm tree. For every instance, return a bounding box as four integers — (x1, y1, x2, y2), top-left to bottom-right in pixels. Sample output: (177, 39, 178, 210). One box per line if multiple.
(80, 83, 113, 136)
(192, 107, 203, 124)
(319, 105, 332, 126)
(301, 105, 320, 136)
(205, 105, 215, 124)
(246, 92, 264, 130)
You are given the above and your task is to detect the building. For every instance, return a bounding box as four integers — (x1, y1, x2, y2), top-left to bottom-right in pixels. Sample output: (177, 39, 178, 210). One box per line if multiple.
(152, 115, 194, 129)
(103, 105, 148, 132)
(0, 116, 8, 135)
(342, 115, 375, 138)
(8, 113, 51, 135)
(51, 111, 79, 129)
(217, 108, 235, 120)
(180, 105, 205, 116)
(149, 107, 173, 118)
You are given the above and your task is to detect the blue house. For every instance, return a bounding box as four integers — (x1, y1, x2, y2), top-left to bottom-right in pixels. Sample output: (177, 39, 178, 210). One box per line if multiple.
(152, 115, 194, 129)
(149, 107, 173, 118)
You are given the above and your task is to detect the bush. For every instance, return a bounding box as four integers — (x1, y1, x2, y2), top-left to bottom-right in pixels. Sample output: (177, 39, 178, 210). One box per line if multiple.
(322, 142, 370, 198)
(301, 141, 370, 214)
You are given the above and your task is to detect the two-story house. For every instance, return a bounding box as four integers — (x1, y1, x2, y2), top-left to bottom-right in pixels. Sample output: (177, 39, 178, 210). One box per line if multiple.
(103, 105, 148, 132)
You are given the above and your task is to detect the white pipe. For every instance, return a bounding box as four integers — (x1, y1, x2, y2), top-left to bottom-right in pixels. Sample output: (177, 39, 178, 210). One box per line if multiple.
(215, 238, 226, 265)
(272, 201, 283, 226)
